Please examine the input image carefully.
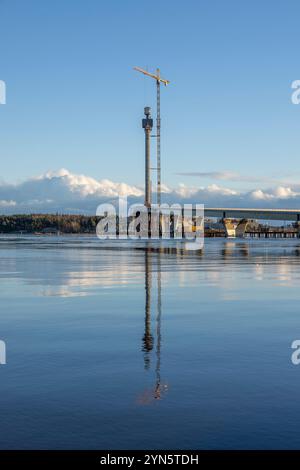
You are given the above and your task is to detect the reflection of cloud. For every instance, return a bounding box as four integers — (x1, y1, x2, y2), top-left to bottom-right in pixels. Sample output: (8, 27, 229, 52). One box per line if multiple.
(42, 265, 145, 297)
(276, 264, 293, 283)
(42, 286, 88, 298)
(254, 263, 264, 281)
(0, 245, 148, 298)
(254, 262, 296, 286)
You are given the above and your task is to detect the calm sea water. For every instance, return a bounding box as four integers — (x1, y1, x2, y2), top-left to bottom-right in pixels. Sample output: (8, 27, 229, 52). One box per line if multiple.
(1, 235, 300, 449)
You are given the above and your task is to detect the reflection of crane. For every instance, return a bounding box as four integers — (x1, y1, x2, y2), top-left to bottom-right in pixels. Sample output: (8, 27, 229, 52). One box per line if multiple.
(154, 248, 165, 400)
(138, 247, 168, 404)
(133, 66, 170, 206)
(142, 249, 153, 369)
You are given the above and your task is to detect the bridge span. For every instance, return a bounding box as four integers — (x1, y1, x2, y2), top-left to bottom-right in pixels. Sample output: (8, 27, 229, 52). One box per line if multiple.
(203, 208, 300, 237)
(204, 208, 300, 221)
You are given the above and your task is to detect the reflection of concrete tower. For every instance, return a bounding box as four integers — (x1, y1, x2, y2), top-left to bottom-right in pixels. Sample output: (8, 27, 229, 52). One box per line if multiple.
(142, 249, 153, 369)
(139, 247, 168, 403)
(142, 107, 153, 208)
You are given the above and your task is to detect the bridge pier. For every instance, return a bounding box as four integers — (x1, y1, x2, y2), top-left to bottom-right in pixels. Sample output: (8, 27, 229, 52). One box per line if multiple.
(236, 219, 250, 238)
(222, 218, 237, 238)
(222, 218, 250, 238)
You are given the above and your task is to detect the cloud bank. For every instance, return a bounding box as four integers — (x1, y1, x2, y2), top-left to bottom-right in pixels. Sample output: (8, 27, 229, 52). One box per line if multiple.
(0, 168, 300, 214)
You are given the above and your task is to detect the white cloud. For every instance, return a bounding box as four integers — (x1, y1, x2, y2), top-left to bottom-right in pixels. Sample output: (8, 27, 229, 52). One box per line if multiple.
(170, 183, 238, 199)
(34, 168, 143, 198)
(206, 184, 238, 196)
(250, 189, 269, 200)
(274, 186, 297, 198)
(176, 171, 242, 181)
(250, 186, 299, 201)
(175, 170, 297, 186)
(0, 168, 300, 214)
(0, 200, 16, 207)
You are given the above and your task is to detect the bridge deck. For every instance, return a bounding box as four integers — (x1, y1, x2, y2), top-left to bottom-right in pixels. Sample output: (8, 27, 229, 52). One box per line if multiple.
(204, 208, 300, 221)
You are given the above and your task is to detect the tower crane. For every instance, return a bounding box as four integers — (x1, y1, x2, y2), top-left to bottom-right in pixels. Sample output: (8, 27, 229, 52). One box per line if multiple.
(133, 66, 170, 206)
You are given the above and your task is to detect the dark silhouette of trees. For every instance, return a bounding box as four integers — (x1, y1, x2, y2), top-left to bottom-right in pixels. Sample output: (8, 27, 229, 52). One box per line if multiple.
(0, 214, 100, 233)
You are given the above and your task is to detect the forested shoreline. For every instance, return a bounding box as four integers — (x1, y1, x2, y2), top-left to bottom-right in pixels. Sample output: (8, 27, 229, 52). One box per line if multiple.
(0, 215, 100, 233)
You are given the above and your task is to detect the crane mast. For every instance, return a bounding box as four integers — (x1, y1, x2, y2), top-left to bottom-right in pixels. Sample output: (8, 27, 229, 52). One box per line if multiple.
(133, 66, 170, 206)
(156, 72, 161, 206)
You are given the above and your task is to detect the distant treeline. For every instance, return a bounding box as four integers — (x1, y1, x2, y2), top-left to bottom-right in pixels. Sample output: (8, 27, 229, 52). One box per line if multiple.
(0, 214, 100, 233)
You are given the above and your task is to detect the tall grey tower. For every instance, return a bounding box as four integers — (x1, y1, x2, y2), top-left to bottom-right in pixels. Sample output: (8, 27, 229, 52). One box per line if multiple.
(142, 107, 153, 208)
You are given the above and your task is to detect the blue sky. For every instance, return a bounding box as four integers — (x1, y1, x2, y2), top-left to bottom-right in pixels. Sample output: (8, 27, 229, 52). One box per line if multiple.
(1, 0, 300, 211)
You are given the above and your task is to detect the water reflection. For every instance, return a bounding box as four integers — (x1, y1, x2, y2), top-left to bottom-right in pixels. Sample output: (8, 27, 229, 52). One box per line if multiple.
(2, 237, 300, 295)
(2, 236, 300, 448)
(142, 250, 153, 370)
(139, 248, 168, 404)
(221, 241, 250, 259)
